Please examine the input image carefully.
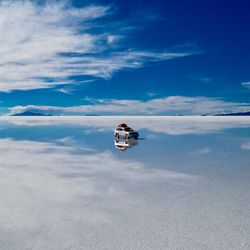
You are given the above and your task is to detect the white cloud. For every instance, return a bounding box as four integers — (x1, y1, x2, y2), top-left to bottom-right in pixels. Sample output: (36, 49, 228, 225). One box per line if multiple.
(147, 92, 157, 97)
(190, 147, 211, 155)
(56, 87, 75, 94)
(191, 76, 211, 83)
(56, 79, 95, 94)
(0, 1, 194, 92)
(241, 82, 250, 89)
(241, 142, 250, 150)
(7, 96, 250, 116)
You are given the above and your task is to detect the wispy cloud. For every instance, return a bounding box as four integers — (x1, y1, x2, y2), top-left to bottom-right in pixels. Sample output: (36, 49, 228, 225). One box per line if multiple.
(0, 1, 195, 92)
(7, 96, 250, 116)
(56, 87, 75, 95)
(241, 141, 250, 150)
(56, 79, 95, 94)
(147, 92, 157, 97)
(241, 82, 250, 89)
(190, 147, 211, 155)
(190, 75, 211, 83)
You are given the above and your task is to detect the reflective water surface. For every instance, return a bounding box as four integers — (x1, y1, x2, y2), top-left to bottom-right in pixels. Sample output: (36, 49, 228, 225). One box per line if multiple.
(0, 116, 250, 250)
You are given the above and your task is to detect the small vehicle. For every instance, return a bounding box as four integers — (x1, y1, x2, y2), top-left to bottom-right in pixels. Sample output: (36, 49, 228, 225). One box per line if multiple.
(114, 138, 139, 152)
(114, 123, 139, 139)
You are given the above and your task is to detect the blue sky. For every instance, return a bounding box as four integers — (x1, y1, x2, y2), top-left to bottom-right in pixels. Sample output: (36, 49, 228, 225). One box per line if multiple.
(0, 0, 250, 115)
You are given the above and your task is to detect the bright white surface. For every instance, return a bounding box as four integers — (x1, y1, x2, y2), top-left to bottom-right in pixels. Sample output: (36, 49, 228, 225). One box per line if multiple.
(0, 116, 249, 249)
(2, 115, 250, 134)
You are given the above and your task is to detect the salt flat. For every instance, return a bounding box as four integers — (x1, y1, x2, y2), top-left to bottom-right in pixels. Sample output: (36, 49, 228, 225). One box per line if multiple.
(0, 116, 249, 250)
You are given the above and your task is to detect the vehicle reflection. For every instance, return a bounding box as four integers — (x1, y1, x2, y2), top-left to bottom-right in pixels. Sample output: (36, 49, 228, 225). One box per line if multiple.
(114, 137, 139, 152)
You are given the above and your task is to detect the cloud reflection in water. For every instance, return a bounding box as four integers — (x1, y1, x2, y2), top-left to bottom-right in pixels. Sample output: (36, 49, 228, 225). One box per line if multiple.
(0, 117, 249, 249)
(0, 137, 195, 249)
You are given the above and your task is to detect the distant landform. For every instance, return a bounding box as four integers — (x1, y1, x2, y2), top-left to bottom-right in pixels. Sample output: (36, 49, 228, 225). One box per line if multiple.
(215, 111, 250, 116)
(8, 111, 250, 116)
(10, 112, 100, 116)
(12, 111, 50, 116)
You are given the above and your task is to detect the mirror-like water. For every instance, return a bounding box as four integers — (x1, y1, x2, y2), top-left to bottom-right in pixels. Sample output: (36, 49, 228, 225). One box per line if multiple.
(0, 116, 249, 250)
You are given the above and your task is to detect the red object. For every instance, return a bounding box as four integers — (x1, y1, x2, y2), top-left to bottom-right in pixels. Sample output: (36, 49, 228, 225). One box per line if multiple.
(118, 123, 127, 127)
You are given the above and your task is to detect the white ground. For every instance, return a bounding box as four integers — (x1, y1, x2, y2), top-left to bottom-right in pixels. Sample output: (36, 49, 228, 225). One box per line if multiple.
(0, 116, 249, 250)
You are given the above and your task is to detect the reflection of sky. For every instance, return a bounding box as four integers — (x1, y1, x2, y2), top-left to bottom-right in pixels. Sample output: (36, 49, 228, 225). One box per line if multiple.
(0, 117, 250, 249)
